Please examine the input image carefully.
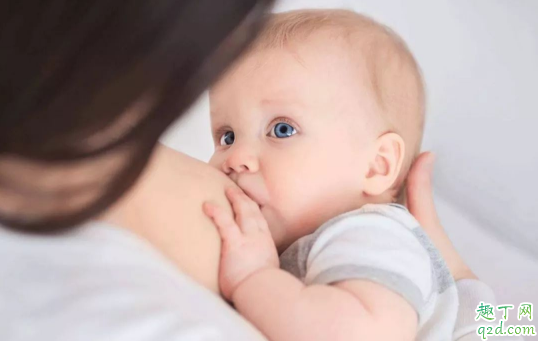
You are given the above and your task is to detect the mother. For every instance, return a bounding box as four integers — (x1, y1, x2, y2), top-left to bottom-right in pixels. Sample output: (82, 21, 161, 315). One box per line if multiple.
(0, 1, 482, 340)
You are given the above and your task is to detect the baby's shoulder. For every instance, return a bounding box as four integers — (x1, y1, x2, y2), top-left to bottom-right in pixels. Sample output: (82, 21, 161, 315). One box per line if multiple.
(312, 203, 420, 240)
(283, 203, 425, 274)
(356, 203, 420, 229)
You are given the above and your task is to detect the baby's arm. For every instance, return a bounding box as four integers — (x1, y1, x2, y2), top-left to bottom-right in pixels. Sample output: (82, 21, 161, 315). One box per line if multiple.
(204, 188, 417, 341)
(233, 269, 417, 341)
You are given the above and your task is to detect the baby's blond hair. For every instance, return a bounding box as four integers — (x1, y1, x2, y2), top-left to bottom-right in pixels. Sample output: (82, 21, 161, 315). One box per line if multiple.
(250, 9, 426, 202)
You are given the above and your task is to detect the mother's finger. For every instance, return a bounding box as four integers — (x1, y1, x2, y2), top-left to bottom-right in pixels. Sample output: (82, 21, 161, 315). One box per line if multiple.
(406, 151, 440, 228)
(406, 152, 477, 280)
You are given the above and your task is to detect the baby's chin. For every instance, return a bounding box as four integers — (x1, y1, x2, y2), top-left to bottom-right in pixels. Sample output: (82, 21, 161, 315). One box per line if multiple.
(263, 209, 318, 254)
(260, 207, 290, 252)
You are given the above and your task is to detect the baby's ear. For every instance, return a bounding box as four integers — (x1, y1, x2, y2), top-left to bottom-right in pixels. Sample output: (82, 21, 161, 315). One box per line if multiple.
(363, 132, 405, 197)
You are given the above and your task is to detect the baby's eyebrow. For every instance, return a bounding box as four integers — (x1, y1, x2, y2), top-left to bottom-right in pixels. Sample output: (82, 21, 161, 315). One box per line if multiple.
(261, 98, 294, 106)
(260, 98, 305, 112)
(209, 108, 228, 123)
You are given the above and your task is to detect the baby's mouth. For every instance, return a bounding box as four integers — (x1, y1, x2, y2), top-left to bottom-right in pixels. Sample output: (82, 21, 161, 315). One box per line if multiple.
(238, 186, 265, 209)
(244, 190, 262, 207)
(235, 176, 269, 209)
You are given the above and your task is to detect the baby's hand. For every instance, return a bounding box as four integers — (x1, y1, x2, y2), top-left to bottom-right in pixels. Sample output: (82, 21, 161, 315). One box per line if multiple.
(203, 187, 279, 301)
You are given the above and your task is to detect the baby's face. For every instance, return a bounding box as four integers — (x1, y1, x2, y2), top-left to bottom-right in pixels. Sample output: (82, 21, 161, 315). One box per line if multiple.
(209, 37, 382, 251)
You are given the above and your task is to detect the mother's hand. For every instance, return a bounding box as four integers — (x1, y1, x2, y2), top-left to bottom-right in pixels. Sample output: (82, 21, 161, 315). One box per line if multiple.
(406, 152, 478, 281)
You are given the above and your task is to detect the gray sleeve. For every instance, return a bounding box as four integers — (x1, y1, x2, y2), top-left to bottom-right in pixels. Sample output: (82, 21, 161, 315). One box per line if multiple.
(303, 212, 433, 315)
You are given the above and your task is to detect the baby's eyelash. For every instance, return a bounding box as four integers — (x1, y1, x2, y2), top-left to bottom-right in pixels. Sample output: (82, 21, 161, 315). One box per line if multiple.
(213, 126, 232, 141)
(268, 117, 300, 133)
(273, 117, 295, 126)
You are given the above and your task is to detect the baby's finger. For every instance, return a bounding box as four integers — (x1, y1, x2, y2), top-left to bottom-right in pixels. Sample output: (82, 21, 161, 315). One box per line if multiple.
(203, 202, 241, 242)
(232, 189, 270, 233)
(225, 188, 261, 234)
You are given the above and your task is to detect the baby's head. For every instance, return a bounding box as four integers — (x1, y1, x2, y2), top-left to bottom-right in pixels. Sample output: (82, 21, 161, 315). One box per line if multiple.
(209, 9, 425, 251)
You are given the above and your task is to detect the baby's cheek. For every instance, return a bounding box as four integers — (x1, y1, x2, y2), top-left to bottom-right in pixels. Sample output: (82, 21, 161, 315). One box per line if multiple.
(287, 179, 355, 231)
(262, 159, 330, 238)
(276, 191, 325, 236)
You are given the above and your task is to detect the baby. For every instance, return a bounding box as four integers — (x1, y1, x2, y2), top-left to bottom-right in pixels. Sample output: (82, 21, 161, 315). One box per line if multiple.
(204, 9, 456, 341)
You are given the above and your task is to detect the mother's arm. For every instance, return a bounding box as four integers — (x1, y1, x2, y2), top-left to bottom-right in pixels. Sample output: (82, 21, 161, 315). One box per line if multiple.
(407, 153, 524, 340)
(406, 152, 477, 281)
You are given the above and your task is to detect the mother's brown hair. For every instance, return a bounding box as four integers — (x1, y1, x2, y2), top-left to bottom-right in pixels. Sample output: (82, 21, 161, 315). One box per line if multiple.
(0, 0, 274, 233)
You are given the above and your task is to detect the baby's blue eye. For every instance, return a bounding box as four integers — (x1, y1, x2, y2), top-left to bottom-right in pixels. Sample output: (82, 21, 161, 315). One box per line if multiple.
(219, 131, 235, 146)
(271, 122, 297, 138)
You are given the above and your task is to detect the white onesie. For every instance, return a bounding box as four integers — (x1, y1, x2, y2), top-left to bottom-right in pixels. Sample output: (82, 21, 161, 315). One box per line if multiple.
(280, 203, 458, 341)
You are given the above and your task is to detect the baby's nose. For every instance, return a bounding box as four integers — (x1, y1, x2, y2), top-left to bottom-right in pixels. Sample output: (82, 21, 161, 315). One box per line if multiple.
(223, 146, 260, 175)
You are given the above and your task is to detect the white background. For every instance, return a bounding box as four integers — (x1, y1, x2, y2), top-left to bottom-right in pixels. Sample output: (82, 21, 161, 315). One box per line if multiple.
(162, 0, 538, 317)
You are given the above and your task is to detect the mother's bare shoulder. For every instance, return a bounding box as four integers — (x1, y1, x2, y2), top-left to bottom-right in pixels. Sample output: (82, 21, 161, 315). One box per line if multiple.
(154, 144, 235, 207)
